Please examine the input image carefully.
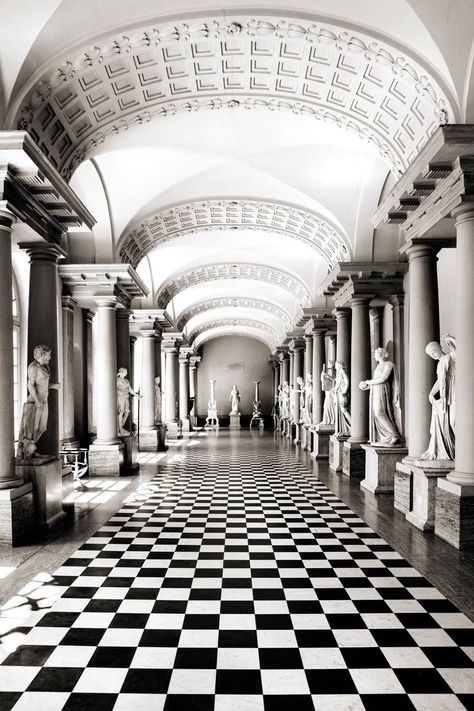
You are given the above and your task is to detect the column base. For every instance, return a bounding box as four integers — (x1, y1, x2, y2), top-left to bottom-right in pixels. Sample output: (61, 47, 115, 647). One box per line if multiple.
(342, 440, 366, 478)
(0, 482, 34, 545)
(360, 444, 408, 495)
(329, 434, 349, 472)
(139, 425, 168, 452)
(229, 414, 241, 429)
(61, 438, 80, 450)
(167, 420, 183, 439)
(435, 478, 474, 549)
(181, 417, 191, 433)
(311, 424, 334, 460)
(16, 458, 67, 529)
(89, 441, 126, 477)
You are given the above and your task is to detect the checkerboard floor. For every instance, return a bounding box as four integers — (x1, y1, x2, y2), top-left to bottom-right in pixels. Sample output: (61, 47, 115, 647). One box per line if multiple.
(1, 432, 473, 710)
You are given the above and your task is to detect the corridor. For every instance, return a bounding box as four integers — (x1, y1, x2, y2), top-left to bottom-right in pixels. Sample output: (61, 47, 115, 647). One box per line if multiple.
(0, 431, 473, 711)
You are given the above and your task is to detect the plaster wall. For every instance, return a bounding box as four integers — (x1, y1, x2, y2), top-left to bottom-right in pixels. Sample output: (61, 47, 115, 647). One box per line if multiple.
(196, 336, 272, 418)
(437, 248, 457, 336)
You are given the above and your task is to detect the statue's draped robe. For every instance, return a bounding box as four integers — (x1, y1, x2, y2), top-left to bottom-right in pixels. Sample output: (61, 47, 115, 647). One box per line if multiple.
(320, 372, 335, 426)
(369, 365, 401, 445)
(334, 370, 351, 436)
(422, 353, 455, 460)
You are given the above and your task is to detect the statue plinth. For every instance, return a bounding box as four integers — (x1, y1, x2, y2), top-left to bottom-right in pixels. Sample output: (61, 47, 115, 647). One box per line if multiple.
(395, 458, 453, 531)
(229, 413, 241, 429)
(329, 433, 349, 472)
(360, 443, 408, 495)
(311, 424, 334, 460)
(16, 457, 67, 529)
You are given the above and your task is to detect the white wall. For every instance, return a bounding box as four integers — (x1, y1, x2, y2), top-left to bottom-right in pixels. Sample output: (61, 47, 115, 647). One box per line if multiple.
(197, 336, 272, 417)
(437, 248, 457, 336)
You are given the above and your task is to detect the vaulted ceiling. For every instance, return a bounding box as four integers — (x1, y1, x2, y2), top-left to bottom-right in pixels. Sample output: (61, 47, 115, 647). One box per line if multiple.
(3, 0, 473, 352)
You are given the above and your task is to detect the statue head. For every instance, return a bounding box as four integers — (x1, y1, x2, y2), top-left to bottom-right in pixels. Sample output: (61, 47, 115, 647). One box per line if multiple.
(296, 376, 304, 386)
(426, 341, 444, 360)
(335, 360, 346, 373)
(374, 347, 389, 362)
(118, 367, 128, 377)
(155, 376, 160, 385)
(33, 344, 52, 365)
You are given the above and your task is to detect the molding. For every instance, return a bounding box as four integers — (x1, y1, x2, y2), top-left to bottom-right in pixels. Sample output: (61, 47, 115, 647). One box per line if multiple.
(156, 262, 311, 309)
(176, 296, 292, 332)
(321, 261, 407, 307)
(193, 326, 275, 351)
(118, 199, 350, 268)
(12, 15, 453, 179)
(59, 263, 148, 307)
(188, 317, 281, 345)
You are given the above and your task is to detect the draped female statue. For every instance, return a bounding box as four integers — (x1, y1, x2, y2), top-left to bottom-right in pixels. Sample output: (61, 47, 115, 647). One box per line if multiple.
(420, 335, 456, 461)
(229, 385, 241, 415)
(359, 347, 401, 446)
(334, 361, 351, 436)
(319, 361, 336, 426)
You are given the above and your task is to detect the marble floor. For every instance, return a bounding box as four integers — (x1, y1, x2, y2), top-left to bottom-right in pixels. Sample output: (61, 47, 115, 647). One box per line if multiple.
(0, 431, 473, 710)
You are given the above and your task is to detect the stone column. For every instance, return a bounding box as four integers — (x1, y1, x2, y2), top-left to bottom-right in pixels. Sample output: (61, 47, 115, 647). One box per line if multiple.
(116, 308, 132, 432)
(137, 330, 165, 451)
(436, 209, 474, 548)
(83, 309, 95, 441)
(304, 335, 313, 379)
(343, 297, 371, 477)
(312, 330, 325, 427)
(272, 360, 280, 403)
(406, 245, 440, 458)
(88, 296, 126, 476)
(164, 342, 180, 438)
(293, 344, 304, 443)
(335, 309, 351, 370)
(21, 243, 64, 458)
(370, 307, 383, 371)
(327, 334, 336, 363)
(390, 294, 405, 436)
(282, 354, 290, 384)
(161, 348, 167, 423)
(189, 357, 199, 426)
(0, 213, 34, 543)
(61, 296, 78, 447)
(130, 336, 137, 390)
(179, 351, 190, 432)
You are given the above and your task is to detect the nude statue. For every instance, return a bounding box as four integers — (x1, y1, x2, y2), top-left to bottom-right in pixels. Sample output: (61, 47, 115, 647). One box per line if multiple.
(117, 367, 139, 435)
(420, 335, 456, 461)
(229, 385, 240, 415)
(154, 376, 162, 425)
(359, 347, 401, 446)
(319, 361, 336, 426)
(17, 344, 60, 459)
(334, 361, 351, 436)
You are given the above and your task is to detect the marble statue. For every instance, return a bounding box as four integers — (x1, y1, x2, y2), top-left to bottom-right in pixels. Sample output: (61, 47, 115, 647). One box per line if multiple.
(282, 382, 290, 419)
(420, 335, 456, 461)
(17, 344, 60, 460)
(319, 361, 336, 426)
(206, 379, 219, 426)
(229, 384, 241, 415)
(117, 367, 139, 435)
(296, 376, 305, 422)
(303, 373, 313, 425)
(359, 347, 401, 446)
(154, 376, 162, 425)
(289, 384, 295, 421)
(334, 361, 351, 436)
(277, 384, 283, 418)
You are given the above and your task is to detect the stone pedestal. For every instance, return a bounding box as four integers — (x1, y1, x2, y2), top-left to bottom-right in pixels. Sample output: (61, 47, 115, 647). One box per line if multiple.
(122, 434, 139, 473)
(311, 424, 334, 460)
(396, 459, 452, 531)
(89, 442, 126, 477)
(139, 425, 167, 452)
(181, 417, 191, 433)
(302, 425, 311, 451)
(16, 458, 66, 528)
(360, 445, 408, 495)
(435, 479, 474, 549)
(229, 414, 241, 429)
(167, 421, 183, 438)
(294, 422, 303, 446)
(394, 464, 411, 514)
(62, 466, 74, 501)
(0, 483, 34, 545)
(329, 434, 349, 472)
(342, 441, 366, 478)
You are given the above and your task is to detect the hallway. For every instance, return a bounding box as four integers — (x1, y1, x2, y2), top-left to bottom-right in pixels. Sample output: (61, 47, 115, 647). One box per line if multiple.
(0, 431, 473, 710)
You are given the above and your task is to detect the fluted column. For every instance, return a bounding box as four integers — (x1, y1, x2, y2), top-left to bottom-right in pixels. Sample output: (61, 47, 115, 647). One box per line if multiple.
(130, 336, 137, 392)
(335, 309, 351, 370)
(312, 330, 325, 427)
(0, 213, 23, 488)
(406, 245, 439, 458)
(179, 351, 190, 431)
(93, 297, 120, 445)
(61, 296, 78, 446)
(21, 243, 64, 458)
(161, 348, 167, 423)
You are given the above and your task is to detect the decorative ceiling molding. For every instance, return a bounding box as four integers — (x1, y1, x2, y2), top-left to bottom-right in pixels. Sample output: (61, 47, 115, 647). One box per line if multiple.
(193, 327, 275, 351)
(176, 296, 292, 332)
(118, 199, 349, 268)
(156, 262, 312, 309)
(188, 317, 281, 345)
(13, 14, 453, 179)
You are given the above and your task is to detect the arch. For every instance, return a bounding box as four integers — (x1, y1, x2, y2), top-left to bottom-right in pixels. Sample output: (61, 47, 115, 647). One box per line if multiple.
(188, 317, 281, 346)
(13, 13, 454, 179)
(156, 262, 312, 310)
(118, 199, 350, 269)
(176, 296, 292, 332)
(194, 327, 275, 352)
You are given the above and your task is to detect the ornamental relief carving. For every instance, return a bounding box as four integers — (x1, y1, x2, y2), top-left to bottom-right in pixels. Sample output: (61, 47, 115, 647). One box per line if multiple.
(187, 318, 281, 344)
(118, 199, 349, 270)
(176, 297, 292, 333)
(14, 15, 452, 179)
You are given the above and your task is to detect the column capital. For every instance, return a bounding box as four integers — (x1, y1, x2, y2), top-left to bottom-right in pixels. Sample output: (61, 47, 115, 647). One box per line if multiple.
(451, 204, 474, 226)
(0, 209, 15, 230)
(116, 307, 132, 320)
(61, 295, 77, 312)
(94, 295, 118, 309)
(83, 308, 95, 324)
(189, 355, 201, 369)
(333, 308, 351, 320)
(312, 328, 326, 340)
(139, 329, 157, 339)
(20, 242, 66, 263)
(350, 295, 374, 307)
(389, 292, 405, 308)
(179, 351, 190, 365)
(405, 243, 440, 261)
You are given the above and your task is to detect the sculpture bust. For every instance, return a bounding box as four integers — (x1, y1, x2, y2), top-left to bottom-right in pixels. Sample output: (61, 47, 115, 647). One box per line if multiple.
(420, 335, 456, 461)
(359, 347, 401, 446)
(229, 384, 240, 415)
(17, 344, 60, 460)
(117, 367, 139, 435)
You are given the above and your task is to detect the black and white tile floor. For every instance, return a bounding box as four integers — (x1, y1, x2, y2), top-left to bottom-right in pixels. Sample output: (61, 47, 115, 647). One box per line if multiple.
(0, 432, 473, 710)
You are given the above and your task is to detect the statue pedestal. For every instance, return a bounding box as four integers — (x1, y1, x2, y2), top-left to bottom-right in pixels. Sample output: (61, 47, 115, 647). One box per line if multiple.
(311, 424, 334, 460)
(301, 425, 311, 451)
(167, 420, 183, 438)
(229, 414, 241, 429)
(181, 417, 191, 433)
(394, 463, 411, 514)
(435, 478, 474, 549)
(139, 426, 164, 452)
(122, 433, 139, 473)
(404, 460, 452, 531)
(294, 422, 303, 446)
(329, 434, 349, 471)
(16, 458, 66, 529)
(89, 441, 126, 477)
(342, 441, 366, 478)
(360, 444, 408, 495)
(0, 482, 34, 545)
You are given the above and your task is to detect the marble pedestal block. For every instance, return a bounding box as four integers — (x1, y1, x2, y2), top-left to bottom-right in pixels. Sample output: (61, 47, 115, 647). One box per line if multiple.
(181, 417, 191, 433)
(394, 464, 411, 514)
(229, 414, 241, 429)
(139, 424, 167, 452)
(302, 426, 312, 451)
(61, 438, 80, 450)
(283, 419, 290, 437)
(122, 434, 139, 473)
(435, 479, 474, 549)
(343, 441, 366, 478)
(400, 460, 452, 531)
(311, 424, 334, 460)
(16, 458, 66, 528)
(0, 482, 34, 545)
(329, 434, 349, 472)
(294, 423, 303, 446)
(89, 442, 126, 477)
(360, 445, 408, 495)
(167, 421, 183, 439)
(62, 466, 74, 500)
